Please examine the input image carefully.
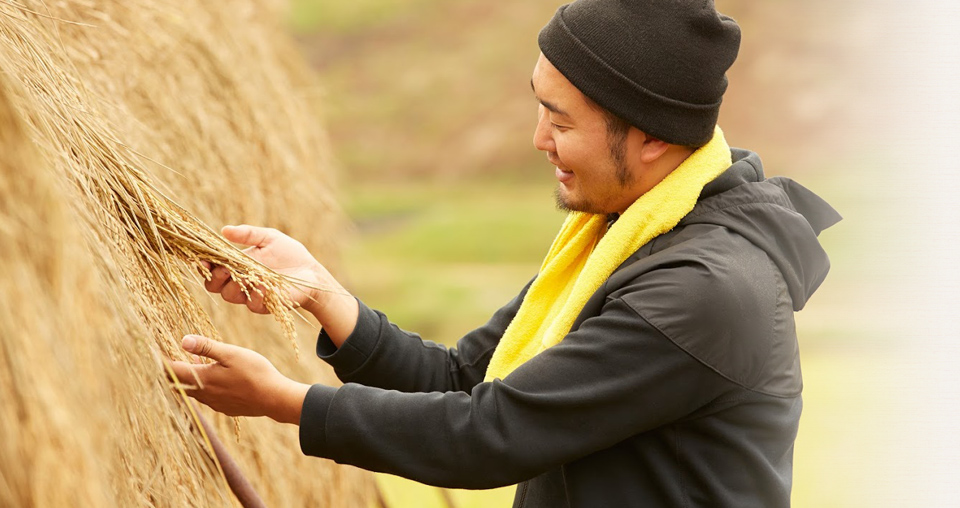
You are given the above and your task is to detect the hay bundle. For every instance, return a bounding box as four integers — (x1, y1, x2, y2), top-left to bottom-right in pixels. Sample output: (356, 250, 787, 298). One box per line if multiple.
(0, 1, 372, 506)
(1, 64, 112, 508)
(0, 59, 229, 508)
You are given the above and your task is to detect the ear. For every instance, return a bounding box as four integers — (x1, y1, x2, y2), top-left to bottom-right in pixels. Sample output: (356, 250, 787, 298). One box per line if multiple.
(637, 133, 670, 164)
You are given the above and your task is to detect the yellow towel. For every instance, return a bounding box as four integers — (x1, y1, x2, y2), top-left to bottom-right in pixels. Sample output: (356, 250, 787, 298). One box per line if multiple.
(484, 126, 732, 381)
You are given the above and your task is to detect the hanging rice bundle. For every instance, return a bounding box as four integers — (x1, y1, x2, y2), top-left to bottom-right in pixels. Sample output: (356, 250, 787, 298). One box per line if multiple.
(0, 59, 233, 508)
(0, 0, 372, 506)
(1, 62, 111, 508)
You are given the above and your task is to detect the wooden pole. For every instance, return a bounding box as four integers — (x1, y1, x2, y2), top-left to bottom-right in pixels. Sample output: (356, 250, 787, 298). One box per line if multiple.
(194, 406, 267, 508)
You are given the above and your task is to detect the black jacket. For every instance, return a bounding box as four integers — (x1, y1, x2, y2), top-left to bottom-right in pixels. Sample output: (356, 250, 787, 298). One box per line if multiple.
(299, 149, 841, 507)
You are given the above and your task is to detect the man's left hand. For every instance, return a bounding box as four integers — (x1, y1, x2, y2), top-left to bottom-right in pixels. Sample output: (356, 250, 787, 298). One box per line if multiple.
(168, 335, 311, 425)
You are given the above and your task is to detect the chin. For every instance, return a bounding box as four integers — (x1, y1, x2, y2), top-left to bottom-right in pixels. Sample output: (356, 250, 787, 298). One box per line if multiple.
(554, 187, 605, 214)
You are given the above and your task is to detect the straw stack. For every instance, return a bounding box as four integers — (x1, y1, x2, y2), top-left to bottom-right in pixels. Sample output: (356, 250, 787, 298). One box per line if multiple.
(0, 1, 372, 506)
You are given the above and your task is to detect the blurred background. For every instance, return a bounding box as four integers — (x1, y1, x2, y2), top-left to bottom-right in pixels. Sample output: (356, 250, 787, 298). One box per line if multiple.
(285, 0, 959, 506)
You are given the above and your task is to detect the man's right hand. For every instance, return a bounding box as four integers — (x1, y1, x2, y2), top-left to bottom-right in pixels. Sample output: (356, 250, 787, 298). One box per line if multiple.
(203, 225, 359, 347)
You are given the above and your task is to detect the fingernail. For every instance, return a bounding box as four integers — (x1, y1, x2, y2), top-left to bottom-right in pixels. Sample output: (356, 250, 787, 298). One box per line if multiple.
(182, 335, 197, 351)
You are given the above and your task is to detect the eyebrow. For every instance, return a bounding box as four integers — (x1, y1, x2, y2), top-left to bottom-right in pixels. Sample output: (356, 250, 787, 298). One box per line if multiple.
(531, 79, 571, 118)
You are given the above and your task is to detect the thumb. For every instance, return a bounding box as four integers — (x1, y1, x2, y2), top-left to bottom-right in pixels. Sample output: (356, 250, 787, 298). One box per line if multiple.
(182, 335, 234, 364)
(222, 224, 272, 248)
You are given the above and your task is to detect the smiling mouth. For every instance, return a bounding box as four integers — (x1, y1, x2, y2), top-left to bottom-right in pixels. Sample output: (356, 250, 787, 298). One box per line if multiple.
(555, 166, 574, 183)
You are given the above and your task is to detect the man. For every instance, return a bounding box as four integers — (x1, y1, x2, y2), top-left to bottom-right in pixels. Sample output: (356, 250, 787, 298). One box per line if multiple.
(170, 0, 841, 506)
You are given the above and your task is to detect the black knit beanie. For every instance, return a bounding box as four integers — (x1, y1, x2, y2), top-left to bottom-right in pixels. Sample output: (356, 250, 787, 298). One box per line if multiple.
(538, 0, 741, 147)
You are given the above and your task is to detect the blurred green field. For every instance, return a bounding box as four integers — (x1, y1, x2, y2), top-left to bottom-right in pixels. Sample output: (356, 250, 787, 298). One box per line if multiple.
(287, 1, 957, 507)
(289, 0, 444, 34)
(341, 180, 558, 340)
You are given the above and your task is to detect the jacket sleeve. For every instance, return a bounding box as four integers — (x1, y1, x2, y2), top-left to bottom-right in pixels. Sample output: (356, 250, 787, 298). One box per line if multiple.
(313, 278, 535, 393)
(299, 295, 739, 489)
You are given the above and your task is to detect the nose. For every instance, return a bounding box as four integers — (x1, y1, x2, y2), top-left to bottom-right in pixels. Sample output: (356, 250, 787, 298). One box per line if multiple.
(532, 105, 555, 153)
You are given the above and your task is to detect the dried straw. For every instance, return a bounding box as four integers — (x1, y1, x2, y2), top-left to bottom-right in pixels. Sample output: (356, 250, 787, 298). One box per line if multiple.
(1, 55, 110, 508)
(0, 55, 233, 508)
(0, 0, 373, 506)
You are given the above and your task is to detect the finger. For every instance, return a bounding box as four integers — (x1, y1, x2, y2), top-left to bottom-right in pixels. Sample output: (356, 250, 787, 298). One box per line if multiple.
(222, 224, 274, 248)
(200, 260, 212, 271)
(168, 360, 203, 391)
(205, 266, 232, 293)
(220, 280, 248, 305)
(182, 335, 236, 365)
(245, 286, 268, 314)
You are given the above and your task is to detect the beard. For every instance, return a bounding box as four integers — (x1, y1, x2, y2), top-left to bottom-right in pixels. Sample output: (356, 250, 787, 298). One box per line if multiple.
(553, 186, 575, 212)
(553, 185, 612, 214)
(554, 186, 587, 213)
(553, 166, 632, 215)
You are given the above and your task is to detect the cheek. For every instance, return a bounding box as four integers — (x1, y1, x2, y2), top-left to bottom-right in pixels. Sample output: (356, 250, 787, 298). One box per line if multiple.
(556, 143, 597, 172)
(554, 128, 607, 165)
(552, 136, 581, 163)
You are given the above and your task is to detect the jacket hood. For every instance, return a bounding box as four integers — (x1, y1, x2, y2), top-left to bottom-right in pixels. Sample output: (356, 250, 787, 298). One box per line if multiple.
(679, 148, 842, 311)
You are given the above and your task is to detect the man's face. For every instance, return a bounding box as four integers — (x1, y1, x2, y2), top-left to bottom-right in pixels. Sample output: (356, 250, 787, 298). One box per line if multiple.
(530, 54, 637, 215)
